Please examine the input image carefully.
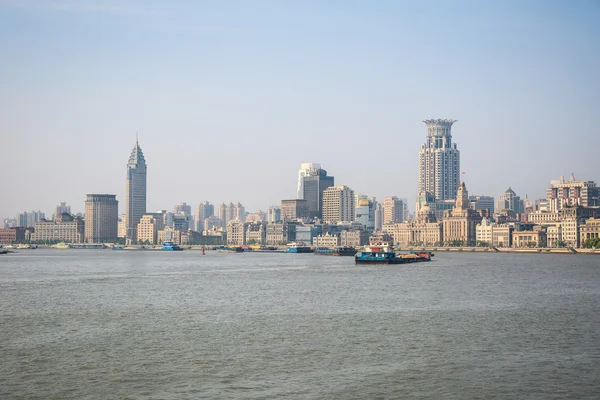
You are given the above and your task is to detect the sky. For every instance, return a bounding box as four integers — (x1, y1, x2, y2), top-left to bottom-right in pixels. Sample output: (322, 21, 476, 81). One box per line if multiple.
(1, 0, 598, 219)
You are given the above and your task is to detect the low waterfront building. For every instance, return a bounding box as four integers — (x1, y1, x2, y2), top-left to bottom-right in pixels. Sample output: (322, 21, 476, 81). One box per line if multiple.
(580, 218, 600, 246)
(181, 230, 203, 245)
(32, 213, 84, 243)
(512, 227, 547, 248)
(0, 227, 27, 244)
(265, 222, 298, 245)
(246, 222, 266, 245)
(476, 218, 513, 247)
(158, 227, 182, 244)
(227, 220, 247, 246)
(492, 225, 512, 247)
(296, 225, 322, 244)
(383, 206, 443, 248)
(442, 182, 482, 246)
(340, 230, 370, 247)
(313, 233, 340, 248)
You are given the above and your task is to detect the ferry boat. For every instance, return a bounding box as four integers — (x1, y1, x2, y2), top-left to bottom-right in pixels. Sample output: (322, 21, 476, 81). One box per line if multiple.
(161, 241, 184, 251)
(355, 242, 431, 264)
(54, 243, 71, 249)
(216, 246, 244, 253)
(284, 243, 313, 253)
(315, 247, 357, 256)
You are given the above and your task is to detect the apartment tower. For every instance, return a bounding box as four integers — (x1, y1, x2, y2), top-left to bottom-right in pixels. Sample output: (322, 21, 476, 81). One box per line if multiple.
(418, 119, 460, 203)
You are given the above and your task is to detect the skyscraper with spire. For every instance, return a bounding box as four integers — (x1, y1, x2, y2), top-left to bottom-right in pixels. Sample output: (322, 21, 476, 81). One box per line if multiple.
(125, 138, 147, 243)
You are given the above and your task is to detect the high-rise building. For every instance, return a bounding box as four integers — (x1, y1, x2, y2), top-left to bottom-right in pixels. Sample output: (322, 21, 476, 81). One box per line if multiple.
(84, 194, 118, 243)
(125, 139, 147, 243)
(174, 202, 191, 216)
(297, 162, 321, 199)
(418, 119, 460, 205)
(469, 195, 495, 214)
(235, 202, 245, 221)
(218, 203, 227, 223)
(195, 201, 214, 231)
(496, 188, 524, 215)
(280, 199, 309, 221)
(302, 168, 334, 219)
(322, 185, 355, 223)
(382, 197, 407, 224)
(15, 211, 45, 228)
(355, 197, 376, 231)
(374, 201, 383, 231)
(546, 174, 600, 212)
(267, 206, 281, 223)
(53, 202, 71, 219)
(203, 216, 222, 231)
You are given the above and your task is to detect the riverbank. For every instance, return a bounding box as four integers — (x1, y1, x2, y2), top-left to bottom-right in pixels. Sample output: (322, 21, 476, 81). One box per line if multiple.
(400, 246, 600, 255)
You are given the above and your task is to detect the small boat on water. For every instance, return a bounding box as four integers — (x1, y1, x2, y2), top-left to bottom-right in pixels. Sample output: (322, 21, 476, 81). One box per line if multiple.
(315, 247, 357, 256)
(355, 242, 431, 264)
(284, 243, 313, 253)
(217, 246, 244, 253)
(161, 241, 184, 251)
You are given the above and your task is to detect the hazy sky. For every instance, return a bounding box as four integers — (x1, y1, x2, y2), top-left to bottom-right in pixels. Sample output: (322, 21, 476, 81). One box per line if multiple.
(1, 0, 598, 219)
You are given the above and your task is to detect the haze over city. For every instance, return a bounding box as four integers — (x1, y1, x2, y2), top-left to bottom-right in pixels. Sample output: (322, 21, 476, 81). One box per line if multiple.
(1, 0, 598, 217)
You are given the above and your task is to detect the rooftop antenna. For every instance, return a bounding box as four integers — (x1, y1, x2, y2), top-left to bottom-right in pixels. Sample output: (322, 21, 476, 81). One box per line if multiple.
(136, 131, 139, 145)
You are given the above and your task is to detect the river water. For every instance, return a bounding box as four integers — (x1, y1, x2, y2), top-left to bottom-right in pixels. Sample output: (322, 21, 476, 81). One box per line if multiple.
(1, 250, 599, 399)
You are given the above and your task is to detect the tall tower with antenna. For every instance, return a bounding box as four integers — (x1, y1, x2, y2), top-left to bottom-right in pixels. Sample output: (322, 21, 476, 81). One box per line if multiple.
(125, 137, 147, 243)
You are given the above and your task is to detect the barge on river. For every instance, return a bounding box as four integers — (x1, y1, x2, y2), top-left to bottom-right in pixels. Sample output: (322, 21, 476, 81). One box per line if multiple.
(355, 243, 431, 265)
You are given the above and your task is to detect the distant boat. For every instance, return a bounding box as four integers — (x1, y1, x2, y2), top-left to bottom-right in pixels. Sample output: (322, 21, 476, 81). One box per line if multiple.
(315, 247, 357, 256)
(161, 242, 184, 251)
(53, 243, 71, 249)
(355, 242, 431, 265)
(217, 246, 244, 253)
(284, 243, 313, 253)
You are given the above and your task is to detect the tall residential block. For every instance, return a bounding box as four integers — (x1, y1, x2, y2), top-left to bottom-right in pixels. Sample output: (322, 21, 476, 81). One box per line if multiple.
(125, 139, 147, 243)
(85, 194, 118, 243)
(302, 168, 334, 219)
(322, 185, 355, 223)
(382, 196, 407, 224)
(196, 201, 214, 231)
(418, 119, 460, 204)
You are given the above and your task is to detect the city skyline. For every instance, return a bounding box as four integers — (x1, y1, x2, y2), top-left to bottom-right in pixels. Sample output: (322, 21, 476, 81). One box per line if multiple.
(1, 1, 598, 217)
